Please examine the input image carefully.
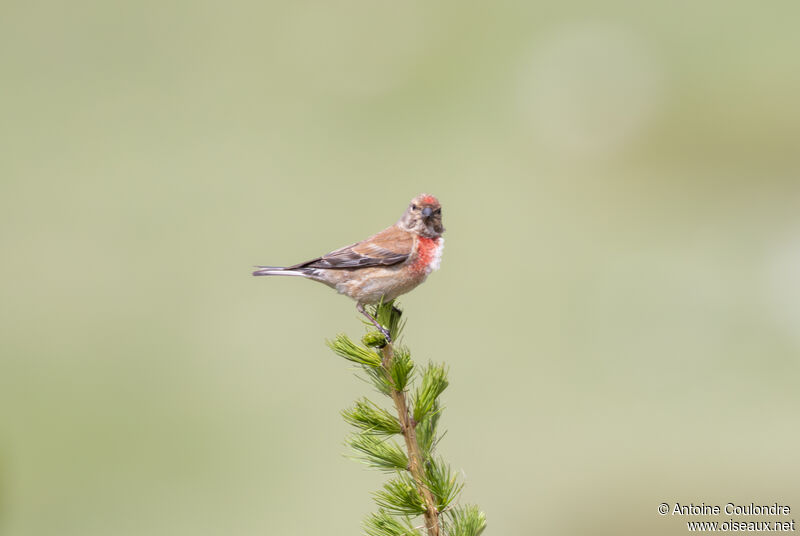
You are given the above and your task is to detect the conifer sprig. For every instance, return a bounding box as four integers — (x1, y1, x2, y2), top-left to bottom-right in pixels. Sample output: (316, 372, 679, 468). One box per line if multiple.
(329, 334, 383, 367)
(342, 398, 403, 436)
(424, 457, 463, 511)
(413, 364, 449, 423)
(363, 512, 423, 536)
(329, 301, 486, 536)
(348, 434, 408, 472)
(374, 473, 428, 516)
(415, 405, 442, 457)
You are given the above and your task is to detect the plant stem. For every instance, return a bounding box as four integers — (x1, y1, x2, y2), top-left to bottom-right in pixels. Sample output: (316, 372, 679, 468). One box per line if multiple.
(380, 342, 441, 536)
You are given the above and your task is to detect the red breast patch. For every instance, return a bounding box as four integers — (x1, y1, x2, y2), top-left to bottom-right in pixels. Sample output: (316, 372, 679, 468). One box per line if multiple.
(411, 236, 441, 273)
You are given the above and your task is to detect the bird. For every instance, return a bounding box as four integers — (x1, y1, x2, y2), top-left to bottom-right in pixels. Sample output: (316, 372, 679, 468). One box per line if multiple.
(252, 194, 445, 342)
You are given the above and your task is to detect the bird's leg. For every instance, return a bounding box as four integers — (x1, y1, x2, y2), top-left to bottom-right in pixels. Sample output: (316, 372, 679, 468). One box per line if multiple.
(356, 303, 392, 343)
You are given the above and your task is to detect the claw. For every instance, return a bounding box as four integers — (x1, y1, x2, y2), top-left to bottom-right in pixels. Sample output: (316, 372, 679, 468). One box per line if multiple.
(380, 326, 392, 343)
(356, 302, 394, 344)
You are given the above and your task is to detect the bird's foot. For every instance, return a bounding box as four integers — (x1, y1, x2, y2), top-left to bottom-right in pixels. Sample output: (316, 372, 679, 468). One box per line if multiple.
(380, 326, 393, 344)
(356, 302, 393, 345)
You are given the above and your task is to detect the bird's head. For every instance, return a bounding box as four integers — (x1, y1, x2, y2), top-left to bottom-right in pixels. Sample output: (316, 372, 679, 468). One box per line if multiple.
(398, 193, 444, 238)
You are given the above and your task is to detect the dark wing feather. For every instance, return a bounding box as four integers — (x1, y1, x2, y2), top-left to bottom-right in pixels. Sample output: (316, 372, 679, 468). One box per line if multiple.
(288, 226, 413, 270)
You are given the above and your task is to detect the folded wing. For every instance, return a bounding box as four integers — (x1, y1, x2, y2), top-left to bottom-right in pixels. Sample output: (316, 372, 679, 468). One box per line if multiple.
(289, 226, 413, 270)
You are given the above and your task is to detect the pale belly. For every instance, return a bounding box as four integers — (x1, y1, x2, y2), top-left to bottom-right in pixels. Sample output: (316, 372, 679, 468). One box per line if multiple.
(334, 265, 430, 304)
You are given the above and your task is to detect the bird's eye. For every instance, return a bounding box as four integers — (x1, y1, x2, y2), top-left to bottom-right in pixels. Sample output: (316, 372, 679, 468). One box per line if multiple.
(411, 204, 418, 210)
(434, 208, 441, 215)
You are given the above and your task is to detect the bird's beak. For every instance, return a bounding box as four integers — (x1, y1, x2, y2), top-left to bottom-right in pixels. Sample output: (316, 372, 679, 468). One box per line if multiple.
(422, 207, 433, 218)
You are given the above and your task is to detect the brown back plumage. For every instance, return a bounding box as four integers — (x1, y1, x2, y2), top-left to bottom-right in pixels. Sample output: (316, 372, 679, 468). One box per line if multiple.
(288, 226, 414, 270)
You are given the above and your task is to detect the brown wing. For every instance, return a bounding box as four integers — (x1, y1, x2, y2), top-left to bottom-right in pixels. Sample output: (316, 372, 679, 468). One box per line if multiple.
(289, 226, 413, 270)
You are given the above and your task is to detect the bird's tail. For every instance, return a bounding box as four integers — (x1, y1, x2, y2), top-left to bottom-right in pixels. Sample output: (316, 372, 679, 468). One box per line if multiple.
(252, 266, 308, 277)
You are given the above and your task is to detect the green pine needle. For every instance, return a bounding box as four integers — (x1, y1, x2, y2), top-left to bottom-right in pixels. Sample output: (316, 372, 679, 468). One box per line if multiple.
(424, 457, 463, 511)
(360, 364, 393, 395)
(368, 300, 405, 341)
(363, 330, 389, 348)
(363, 511, 422, 536)
(415, 404, 442, 457)
(342, 398, 402, 436)
(446, 505, 487, 536)
(388, 346, 414, 391)
(328, 334, 383, 367)
(373, 473, 427, 516)
(413, 363, 449, 423)
(348, 434, 408, 472)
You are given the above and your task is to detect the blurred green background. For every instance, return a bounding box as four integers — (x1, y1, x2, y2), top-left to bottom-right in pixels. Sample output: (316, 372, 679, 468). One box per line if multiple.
(2, 1, 799, 535)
